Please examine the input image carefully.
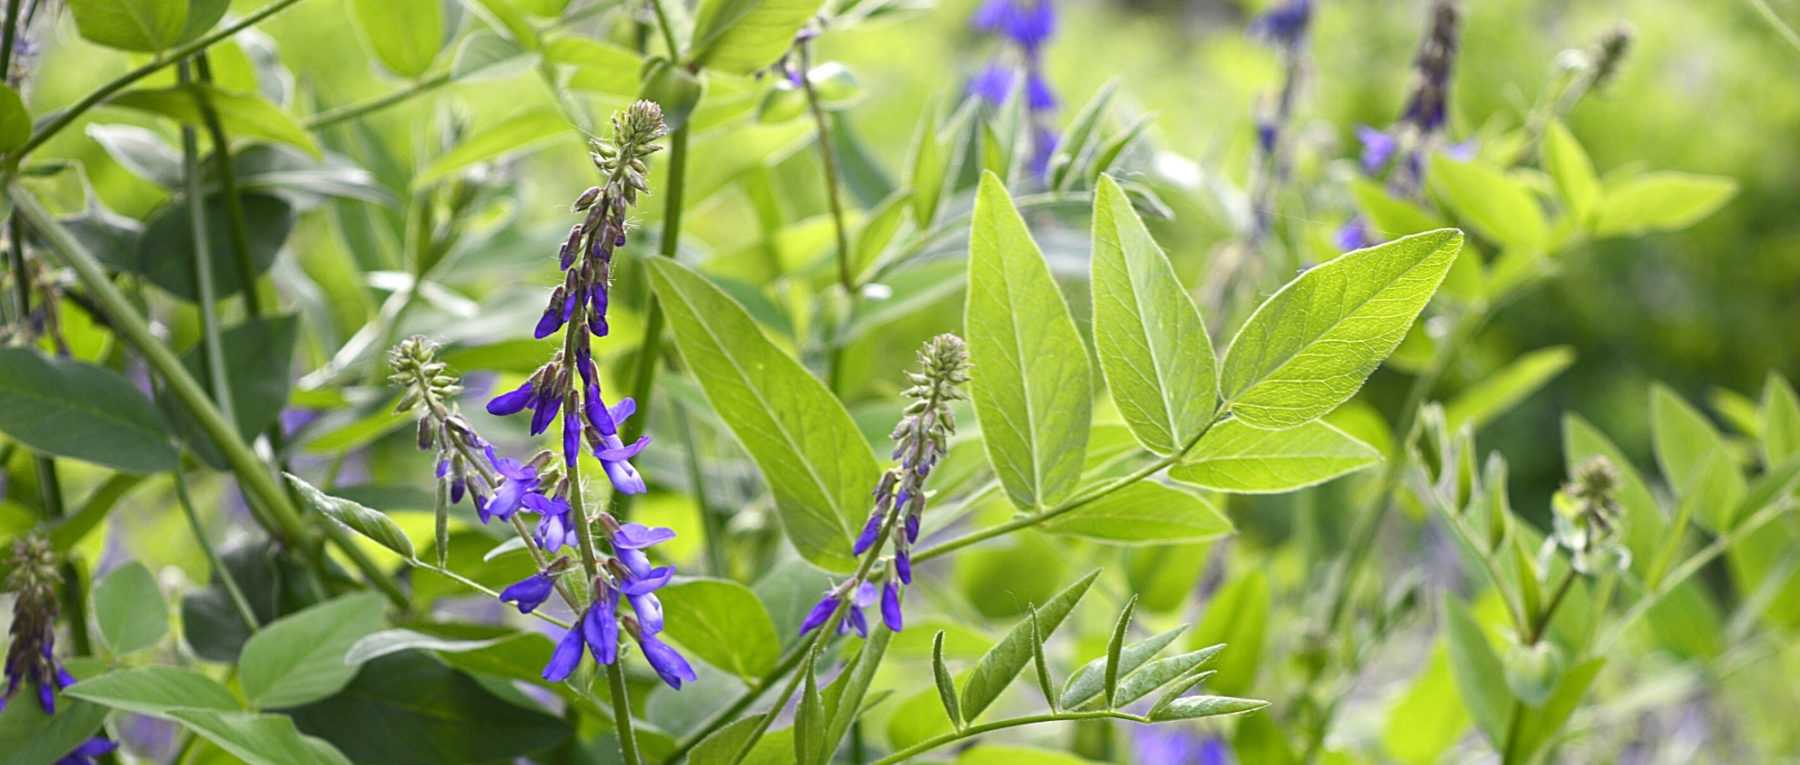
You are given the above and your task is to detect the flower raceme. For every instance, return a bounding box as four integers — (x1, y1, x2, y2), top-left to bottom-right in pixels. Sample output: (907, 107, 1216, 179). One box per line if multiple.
(2, 535, 75, 716)
(803, 335, 971, 638)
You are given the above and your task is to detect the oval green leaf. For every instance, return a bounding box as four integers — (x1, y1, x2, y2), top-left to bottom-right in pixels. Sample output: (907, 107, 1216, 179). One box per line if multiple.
(94, 562, 169, 655)
(0, 347, 178, 473)
(1170, 419, 1381, 494)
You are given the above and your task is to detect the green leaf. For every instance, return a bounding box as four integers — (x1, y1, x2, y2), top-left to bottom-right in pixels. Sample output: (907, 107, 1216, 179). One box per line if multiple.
(64, 666, 240, 716)
(539, 37, 641, 95)
(1442, 597, 1509, 747)
(795, 662, 825, 765)
(167, 709, 351, 765)
(68, 0, 188, 52)
(821, 626, 894, 759)
(1170, 419, 1381, 493)
(967, 172, 1094, 509)
(1220, 229, 1463, 429)
(1059, 625, 1185, 708)
(1050, 81, 1118, 191)
(1428, 154, 1547, 249)
(286, 473, 416, 560)
(1039, 482, 1232, 545)
(0, 85, 29, 152)
(647, 258, 878, 572)
(1188, 570, 1266, 697)
(110, 84, 321, 156)
(1381, 641, 1469, 765)
(660, 578, 781, 678)
(87, 123, 182, 187)
(1144, 668, 1216, 718)
(690, 0, 826, 73)
(349, 0, 444, 78)
(465, 0, 540, 50)
(1118, 646, 1224, 711)
(1146, 694, 1268, 721)
(0, 684, 108, 765)
(1090, 175, 1216, 455)
(344, 629, 508, 666)
(0, 347, 178, 473)
(1442, 346, 1575, 432)
(1651, 384, 1744, 530)
(415, 107, 570, 187)
(239, 592, 387, 709)
(1761, 372, 1800, 466)
(908, 107, 949, 229)
(1028, 609, 1056, 711)
(172, 315, 299, 468)
(1541, 121, 1599, 224)
(960, 570, 1098, 722)
(1350, 177, 1448, 239)
(1593, 172, 1736, 237)
(1509, 658, 1604, 764)
(1105, 599, 1139, 708)
(126, 192, 296, 301)
(94, 562, 169, 655)
(931, 630, 963, 729)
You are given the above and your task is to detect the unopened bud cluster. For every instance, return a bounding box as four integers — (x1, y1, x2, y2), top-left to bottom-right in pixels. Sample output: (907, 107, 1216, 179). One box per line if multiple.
(1549, 457, 1628, 574)
(3, 534, 75, 715)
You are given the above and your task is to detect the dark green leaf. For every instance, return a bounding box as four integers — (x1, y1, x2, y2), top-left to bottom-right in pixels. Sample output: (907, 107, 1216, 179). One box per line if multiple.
(1102, 596, 1138, 707)
(170, 315, 299, 468)
(0, 347, 177, 473)
(126, 192, 296, 301)
(239, 592, 388, 708)
(286, 473, 416, 560)
(932, 630, 963, 730)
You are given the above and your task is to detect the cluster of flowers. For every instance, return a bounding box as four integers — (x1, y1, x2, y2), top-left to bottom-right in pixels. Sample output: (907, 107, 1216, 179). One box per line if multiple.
(1548, 457, 1630, 575)
(1246, 0, 1314, 244)
(1337, 0, 1463, 251)
(968, 0, 1060, 176)
(1, 535, 118, 763)
(801, 334, 971, 638)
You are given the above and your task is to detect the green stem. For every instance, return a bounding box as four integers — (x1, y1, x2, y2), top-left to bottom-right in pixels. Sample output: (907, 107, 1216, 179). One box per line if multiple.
(13, 0, 309, 161)
(800, 43, 854, 295)
(1601, 501, 1796, 651)
(304, 72, 453, 130)
(406, 558, 573, 629)
(179, 61, 241, 437)
(173, 463, 259, 631)
(672, 403, 727, 576)
(191, 53, 263, 318)
(646, 0, 682, 58)
(872, 710, 1147, 764)
(606, 662, 644, 765)
(661, 638, 812, 763)
(1747, 0, 1800, 56)
(914, 411, 1228, 564)
(0, 0, 23, 83)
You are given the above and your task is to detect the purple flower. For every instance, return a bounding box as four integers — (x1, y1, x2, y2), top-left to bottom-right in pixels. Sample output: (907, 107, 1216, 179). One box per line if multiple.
(480, 449, 540, 522)
(895, 548, 912, 585)
(524, 493, 576, 552)
(843, 582, 877, 638)
(583, 584, 620, 666)
(609, 522, 675, 577)
(1024, 70, 1057, 112)
(880, 581, 903, 632)
(969, 62, 1015, 105)
(486, 381, 534, 416)
(851, 512, 883, 556)
(1357, 126, 1397, 173)
(542, 618, 587, 682)
(634, 632, 697, 690)
(1250, 0, 1312, 49)
(799, 593, 838, 635)
(1133, 727, 1231, 765)
(55, 737, 118, 765)
(1335, 217, 1376, 251)
(528, 386, 564, 436)
(500, 571, 556, 614)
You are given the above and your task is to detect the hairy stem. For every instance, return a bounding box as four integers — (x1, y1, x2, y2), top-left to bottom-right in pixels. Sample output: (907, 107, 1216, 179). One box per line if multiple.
(873, 710, 1148, 764)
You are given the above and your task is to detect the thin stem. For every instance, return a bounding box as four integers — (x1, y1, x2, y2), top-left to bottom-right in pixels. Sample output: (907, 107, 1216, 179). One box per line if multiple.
(914, 411, 1228, 564)
(661, 639, 812, 763)
(405, 559, 573, 629)
(304, 72, 453, 130)
(179, 61, 241, 437)
(0, 0, 23, 82)
(1601, 501, 1796, 652)
(13, 0, 310, 161)
(1528, 568, 1578, 645)
(192, 54, 263, 318)
(646, 0, 682, 58)
(872, 710, 1147, 764)
(800, 43, 854, 295)
(606, 662, 644, 765)
(1500, 701, 1526, 765)
(1746, 0, 1800, 57)
(173, 463, 259, 631)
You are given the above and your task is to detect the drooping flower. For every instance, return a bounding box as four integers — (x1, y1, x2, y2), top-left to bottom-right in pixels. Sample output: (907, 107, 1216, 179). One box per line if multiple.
(632, 627, 697, 690)
(968, 62, 1016, 106)
(499, 571, 557, 615)
(1250, 0, 1312, 50)
(480, 448, 541, 523)
(523, 493, 577, 553)
(880, 579, 904, 632)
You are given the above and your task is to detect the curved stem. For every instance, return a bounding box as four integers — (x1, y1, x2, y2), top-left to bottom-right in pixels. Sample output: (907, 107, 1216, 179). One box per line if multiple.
(192, 54, 263, 317)
(800, 43, 853, 295)
(304, 72, 453, 130)
(179, 62, 241, 437)
(872, 710, 1147, 764)
(661, 637, 811, 763)
(13, 0, 309, 161)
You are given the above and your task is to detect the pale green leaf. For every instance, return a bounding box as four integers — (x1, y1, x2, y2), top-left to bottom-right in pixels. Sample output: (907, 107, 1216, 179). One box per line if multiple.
(1651, 385, 1745, 529)
(1443, 597, 1508, 747)
(1429, 154, 1547, 249)
(661, 578, 781, 678)
(1761, 372, 1800, 466)
(690, 0, 826, 73)
(109, 84, 321, 157)
(69, 0, 188, 52)
(1542, 120, 1599, 224)
(1170, 419, 1380, 493)
(1443, 346, 1575, 432)
(415, 107, 570, 187)
(1090, 175, 1216, 455)
(1146, 694, 1268, 721)
(966, 171, 1093, 509)
(1039, 481, 1232, 545)
(63, 667, 240, 716)
(1059, 626, 1186, 709)
(1187, 570, 1266, 696)
(286, 473, 416, 560)
(647, 258, 877, 572)
(94, 562, 168, 655)
(1594, 172, 1736, 237)
(350, 0, 444, 78)
(1220, 229, 1463, 429)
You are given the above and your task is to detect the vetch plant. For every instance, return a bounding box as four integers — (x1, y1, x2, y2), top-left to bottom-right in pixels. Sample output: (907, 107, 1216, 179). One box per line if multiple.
(0, 1, 1794, 764)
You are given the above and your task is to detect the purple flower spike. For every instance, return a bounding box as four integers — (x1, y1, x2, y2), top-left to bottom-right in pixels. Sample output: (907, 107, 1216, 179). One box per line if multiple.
(1357, 126, 1397, 173)
(528, 388, 564, 436)
(533, 303, 566, 340)
(1025, 70, 1057, 112)
(881, 581, 903, 632)
(636, 633, 697, 689)
(486, 381, 534, 416)
(969, 62, 1015, 105)
(851, 512, 883, 556)
(904, 513, 920, 544)
(57, 737, 119, 765)
(799, 593, 838, 635)
(621, 566, 675, 595)
(1335, 217, 1375, 252)
(627, 589, 665, 634)
(1250, 0, 1312, 48)
(542, 620, 587, 682)
(500, 571, 556, 614)
(525, 493, 576, 552)
(483, 455, 539, 521)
